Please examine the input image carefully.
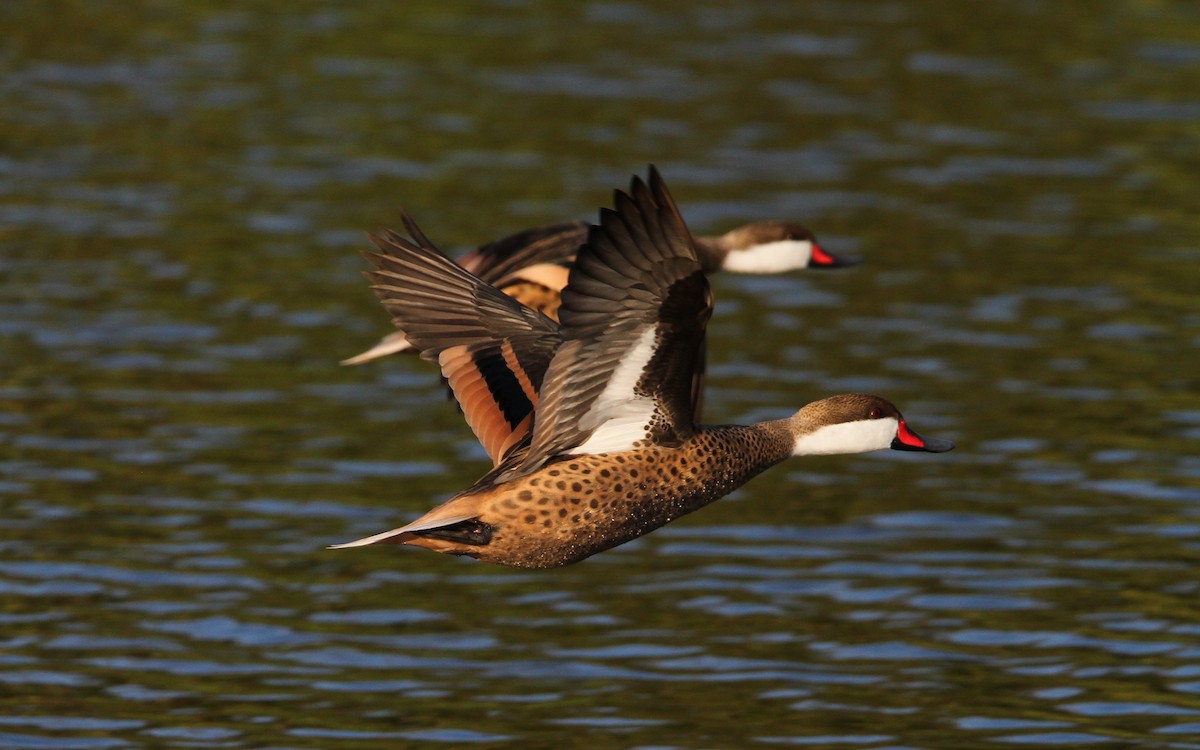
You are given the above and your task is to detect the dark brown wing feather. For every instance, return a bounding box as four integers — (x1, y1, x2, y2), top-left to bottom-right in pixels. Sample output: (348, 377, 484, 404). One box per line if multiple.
(507, 167, 711, 478)
(363, 227, 561, 465)
(457, 221, 588, 287)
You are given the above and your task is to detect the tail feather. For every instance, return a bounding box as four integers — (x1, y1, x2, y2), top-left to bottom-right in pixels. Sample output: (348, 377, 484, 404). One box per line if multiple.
(328, 511, 481, 549)
(340, 331, 413, 365)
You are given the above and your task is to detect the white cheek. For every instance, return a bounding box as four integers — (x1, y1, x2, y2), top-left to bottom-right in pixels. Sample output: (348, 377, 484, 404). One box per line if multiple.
(792, 418, 897, 456)
(722, 240, 813, 273)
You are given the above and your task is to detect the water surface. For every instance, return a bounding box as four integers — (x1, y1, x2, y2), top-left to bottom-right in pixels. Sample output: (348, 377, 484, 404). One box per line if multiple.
(3, 1, 1200, 748)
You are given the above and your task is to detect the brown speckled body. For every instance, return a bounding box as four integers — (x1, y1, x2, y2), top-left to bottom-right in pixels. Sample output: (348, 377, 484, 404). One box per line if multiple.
(403, 423, 794, 568)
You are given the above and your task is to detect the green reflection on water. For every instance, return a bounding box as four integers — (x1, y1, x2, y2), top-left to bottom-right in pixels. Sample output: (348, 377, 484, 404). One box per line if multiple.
(2, 0, 1199, 748)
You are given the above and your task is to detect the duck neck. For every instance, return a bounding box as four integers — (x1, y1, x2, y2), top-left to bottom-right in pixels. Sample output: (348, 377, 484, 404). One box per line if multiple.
(695, 421, 800, 478)
(690, 235, 727, 273)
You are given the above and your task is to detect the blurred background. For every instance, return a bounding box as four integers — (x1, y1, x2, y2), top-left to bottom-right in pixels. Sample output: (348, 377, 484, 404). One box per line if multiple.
(2, 1, 1199, 747)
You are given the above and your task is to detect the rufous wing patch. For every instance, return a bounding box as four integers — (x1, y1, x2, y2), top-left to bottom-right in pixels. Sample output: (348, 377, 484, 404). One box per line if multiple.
(439, 344, 539, 466)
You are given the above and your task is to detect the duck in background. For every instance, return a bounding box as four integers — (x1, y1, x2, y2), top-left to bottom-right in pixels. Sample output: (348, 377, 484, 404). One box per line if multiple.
(331, 168, 951, 569)
(341, 212, 854, 365)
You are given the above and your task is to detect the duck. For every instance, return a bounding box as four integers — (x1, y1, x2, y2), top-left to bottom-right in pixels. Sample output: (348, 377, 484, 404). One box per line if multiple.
(330, 168, 952, 569)
(340, 213, 853, 366)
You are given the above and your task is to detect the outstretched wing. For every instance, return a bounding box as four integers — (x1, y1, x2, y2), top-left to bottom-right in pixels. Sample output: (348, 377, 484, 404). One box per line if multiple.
(458, 221, 588, 287)
(342, 219, 584, 366)
(506, 167, 711, 477)
(363, 224, 561, 464)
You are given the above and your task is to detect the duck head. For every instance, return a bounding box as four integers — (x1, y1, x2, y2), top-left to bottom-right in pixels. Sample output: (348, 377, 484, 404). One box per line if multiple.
(789, 394, 955, 456)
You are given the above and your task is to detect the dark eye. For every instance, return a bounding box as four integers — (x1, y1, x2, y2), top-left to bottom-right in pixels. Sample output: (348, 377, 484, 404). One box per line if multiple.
(786, 232, 798, 240)
(869, 407, 882, 419)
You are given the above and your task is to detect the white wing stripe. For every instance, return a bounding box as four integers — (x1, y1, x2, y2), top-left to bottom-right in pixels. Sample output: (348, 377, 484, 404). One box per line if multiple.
(570, 412, 651, 455)
(569, 327, 658, 455)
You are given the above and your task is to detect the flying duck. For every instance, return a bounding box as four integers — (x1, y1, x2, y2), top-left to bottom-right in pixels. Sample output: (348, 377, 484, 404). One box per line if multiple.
(331, 168, 951, 568)
(341, 211, 852, 366)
